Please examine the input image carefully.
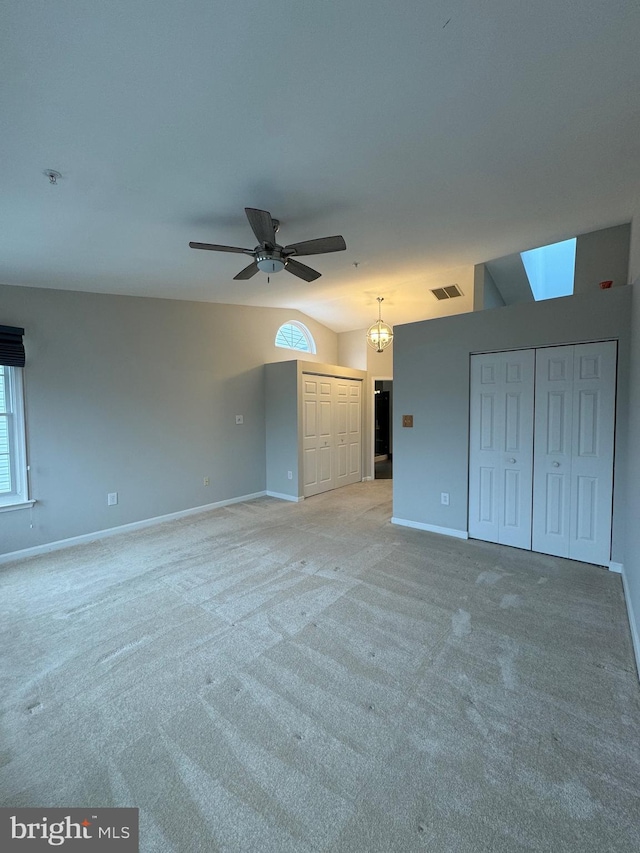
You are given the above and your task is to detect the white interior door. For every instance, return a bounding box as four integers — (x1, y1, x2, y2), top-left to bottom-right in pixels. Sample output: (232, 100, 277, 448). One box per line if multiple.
(303, 375, 362, 498)
(303, 377, 334, 497)
(335, 379, 362, 487)
(532, 341, 616, 565)
(469, 350, 535, 549)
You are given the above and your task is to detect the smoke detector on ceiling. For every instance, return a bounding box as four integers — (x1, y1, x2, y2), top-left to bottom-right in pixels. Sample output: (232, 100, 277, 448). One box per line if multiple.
(431, 284, 463, 300)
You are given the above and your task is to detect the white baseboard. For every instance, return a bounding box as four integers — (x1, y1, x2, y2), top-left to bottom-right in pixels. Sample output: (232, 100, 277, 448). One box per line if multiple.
(619, 563, 640, 682)
(266, 491, 304, 502)
(609, 562, 623, 574)
(391, 517, 468, 540)
(0, 491, 267, 566)
(362, 476, 374, 482)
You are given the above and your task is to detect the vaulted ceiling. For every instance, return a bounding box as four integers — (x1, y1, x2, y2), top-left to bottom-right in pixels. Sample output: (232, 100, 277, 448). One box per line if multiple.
(1, 1, 639, 331)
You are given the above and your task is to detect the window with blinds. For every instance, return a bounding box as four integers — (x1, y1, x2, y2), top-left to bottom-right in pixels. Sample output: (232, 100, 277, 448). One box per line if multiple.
(0, 365, 10, 494)
(0, 363, 30, 509)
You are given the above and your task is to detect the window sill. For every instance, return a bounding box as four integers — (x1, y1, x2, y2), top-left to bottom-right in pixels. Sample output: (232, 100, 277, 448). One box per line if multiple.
(0, 499, 36, 514)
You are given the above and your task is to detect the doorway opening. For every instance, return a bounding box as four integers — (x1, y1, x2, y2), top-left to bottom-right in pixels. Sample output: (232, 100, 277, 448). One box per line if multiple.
(374, 380, 393, 479)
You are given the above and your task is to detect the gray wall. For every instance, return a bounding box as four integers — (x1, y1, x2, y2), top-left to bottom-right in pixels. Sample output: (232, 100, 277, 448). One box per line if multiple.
(367, 338, 393, 376)
(265, 360, 300, 499)
(473, 254, 533, 311)
(337, 329, 368, 370)
(574, 223, 631, 294)
(482, 266, 505, 309)
(624, 209, 640, 672)
(392, 286, 631, 563)
(0, 283, 337, 556)
(484, 254, 533, 305)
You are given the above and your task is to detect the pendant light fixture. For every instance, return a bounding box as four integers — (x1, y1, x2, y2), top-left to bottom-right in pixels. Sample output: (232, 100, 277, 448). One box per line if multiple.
(366, 297, 393, 352)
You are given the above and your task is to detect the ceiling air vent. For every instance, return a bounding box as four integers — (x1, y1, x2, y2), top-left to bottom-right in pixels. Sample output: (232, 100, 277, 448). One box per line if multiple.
(431, 284, 463, 300)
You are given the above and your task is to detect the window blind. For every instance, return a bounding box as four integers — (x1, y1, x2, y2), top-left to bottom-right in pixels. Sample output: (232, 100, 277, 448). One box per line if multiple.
(0, 326, 25, 367)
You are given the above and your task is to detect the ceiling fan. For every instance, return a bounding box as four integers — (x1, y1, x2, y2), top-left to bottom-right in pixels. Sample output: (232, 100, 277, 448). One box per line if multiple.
(189, 207, 346, 282)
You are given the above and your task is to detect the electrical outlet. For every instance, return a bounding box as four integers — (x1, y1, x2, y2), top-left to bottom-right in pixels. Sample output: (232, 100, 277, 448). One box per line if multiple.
(287, 471, 293, 480)
(203, 477, 210, 486)
(107, 492, 118, 506)
(235, 414, 244, 424)
(441, 492, 450, 506)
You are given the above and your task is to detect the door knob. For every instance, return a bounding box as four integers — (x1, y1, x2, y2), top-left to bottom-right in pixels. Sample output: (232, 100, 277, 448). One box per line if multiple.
(509, 458, 516, 464)
(552, 461, 560, 467)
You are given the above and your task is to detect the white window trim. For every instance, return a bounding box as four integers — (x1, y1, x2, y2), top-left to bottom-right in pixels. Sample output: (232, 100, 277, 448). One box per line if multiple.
(0, 500, 35, 513)
(275, 321, 317, 354)
(0, 366, 32, 511)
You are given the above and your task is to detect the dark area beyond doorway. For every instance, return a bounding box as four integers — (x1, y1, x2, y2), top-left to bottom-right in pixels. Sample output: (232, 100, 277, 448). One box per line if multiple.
(374, 380, 392, 479)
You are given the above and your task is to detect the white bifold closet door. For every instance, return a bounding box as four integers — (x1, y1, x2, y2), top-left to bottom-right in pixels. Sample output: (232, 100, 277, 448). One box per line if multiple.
(303, 375, 362, 498)
(469, 341, 616, 565)
(468, 349, 535, 549)
(532, 342, 616, 565)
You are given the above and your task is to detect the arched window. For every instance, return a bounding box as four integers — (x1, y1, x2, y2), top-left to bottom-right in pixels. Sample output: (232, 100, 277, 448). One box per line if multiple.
(275, 322, 316, 354)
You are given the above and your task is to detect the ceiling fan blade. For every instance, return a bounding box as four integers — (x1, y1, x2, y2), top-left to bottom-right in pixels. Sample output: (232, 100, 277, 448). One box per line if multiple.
(189, 242, 253, 254)
(283, 235, 347, 256)
(285, 258, 321, 282)
(245, 208, 276, 246)
(233, 261, 260, 280)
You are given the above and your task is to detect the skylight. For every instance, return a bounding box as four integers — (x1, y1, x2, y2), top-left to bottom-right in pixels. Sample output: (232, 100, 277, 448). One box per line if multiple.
(521, 238, 576, 301)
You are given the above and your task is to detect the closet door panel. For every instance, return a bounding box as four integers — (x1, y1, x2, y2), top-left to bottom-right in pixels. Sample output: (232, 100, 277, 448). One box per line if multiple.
(336, 442, 348, 478)
(500, 350, 535, 548)
(469, 350, 534, 548)
(303, 378, 335, 497)
(318, 444, 333, 486)
(303, 448, 318, 488)
(532, 341, 616, 565)
(340, 380, 362, 486)
(348, 382, 362, 481)
(469, 357, 503, 543)
(302, 379, 322, 493)
(532, 347, 574, 557)
(569, 341, 616, 565)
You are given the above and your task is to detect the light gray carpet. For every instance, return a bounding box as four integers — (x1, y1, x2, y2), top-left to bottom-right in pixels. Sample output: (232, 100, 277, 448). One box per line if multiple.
(1, 481, 639, 852)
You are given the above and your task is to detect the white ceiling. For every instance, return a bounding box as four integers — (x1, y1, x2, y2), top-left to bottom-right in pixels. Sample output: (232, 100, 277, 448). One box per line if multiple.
(1, 0, 639, 332)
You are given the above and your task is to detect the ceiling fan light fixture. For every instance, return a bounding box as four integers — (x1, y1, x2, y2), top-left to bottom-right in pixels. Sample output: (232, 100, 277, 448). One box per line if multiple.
(256, 255, 285, 273)
(366, 297, 394, 352)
